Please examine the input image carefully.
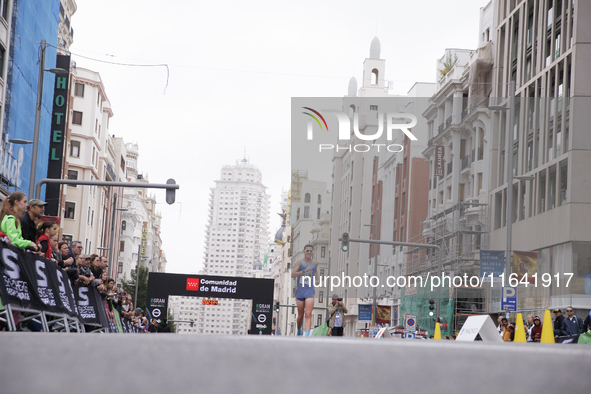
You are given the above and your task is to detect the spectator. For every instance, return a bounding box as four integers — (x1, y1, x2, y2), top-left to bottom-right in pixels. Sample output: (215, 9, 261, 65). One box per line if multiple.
(328, 294, 348, 337)
(19, 198, 47, 244)
(525, 314, 534, 341)
(496, 315, 505, 336)
(561, 306, 583, 336)
(148, 318, 159, 333)
(553, 309, 565, 338)
(37, 221, 57, 259)
(158, 318, 171, 333)
(100, 256, 109, 276)
(68, 240, 83, 260)
(530, 316, 542, 342)
(583, 311, 591, 333)
(77, 255, 97, 286)
(0, 192, 38, 251)
(49, 235, 61, 266)
(508, 323, 516, 341)
(89, 254, 102, 278)
(500, 317, 511, 341)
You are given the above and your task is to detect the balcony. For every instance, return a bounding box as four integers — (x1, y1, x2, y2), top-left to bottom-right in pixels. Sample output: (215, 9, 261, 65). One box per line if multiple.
(461, 155, 470, 171)
(446, 161, 453, 176)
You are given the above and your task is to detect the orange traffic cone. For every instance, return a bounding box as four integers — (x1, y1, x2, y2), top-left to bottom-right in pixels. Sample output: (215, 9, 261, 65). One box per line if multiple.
(434, 322, 442, 340)
(514, 313, 527, 342)
(540, 309, 555, 344)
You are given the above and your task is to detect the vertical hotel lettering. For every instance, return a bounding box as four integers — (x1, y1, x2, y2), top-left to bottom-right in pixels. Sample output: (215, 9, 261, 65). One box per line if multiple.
(46, 55, 71, 216)
(140, 222, 148, 263)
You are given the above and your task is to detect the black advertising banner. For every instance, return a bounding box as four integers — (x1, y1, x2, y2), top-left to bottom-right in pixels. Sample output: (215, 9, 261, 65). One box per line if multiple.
(146, 273, 274, 334)
(46, 54, 71, 216)
(48, 263, 78, 317)
(74, 283, 102, 325)
(20, 254, 63, 314)
(0, 244, 41, 310)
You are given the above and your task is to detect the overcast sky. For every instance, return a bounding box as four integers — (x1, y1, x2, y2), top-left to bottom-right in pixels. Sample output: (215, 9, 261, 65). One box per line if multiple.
(70, 0, 490, 274)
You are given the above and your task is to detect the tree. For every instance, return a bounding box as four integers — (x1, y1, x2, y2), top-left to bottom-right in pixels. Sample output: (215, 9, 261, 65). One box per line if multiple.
(121, 265, 149, 312)
(439, 53, 459, 80)
(167, 309, 176, 333)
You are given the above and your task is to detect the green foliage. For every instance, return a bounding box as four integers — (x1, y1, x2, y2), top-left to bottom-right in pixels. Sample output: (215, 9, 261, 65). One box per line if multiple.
(121, 265, 150, 311)
(439, 53, 459, 80)
(167, 309, 176, 333)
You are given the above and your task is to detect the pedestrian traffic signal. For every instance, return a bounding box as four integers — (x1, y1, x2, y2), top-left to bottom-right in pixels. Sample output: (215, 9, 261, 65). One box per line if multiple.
(341, 232, 349, 252)
(275, 302, 280, 313)
(428, 299, 435, 316)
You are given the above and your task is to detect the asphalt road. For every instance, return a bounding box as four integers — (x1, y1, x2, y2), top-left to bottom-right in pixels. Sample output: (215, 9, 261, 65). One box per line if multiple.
(1, 333, 589, 394)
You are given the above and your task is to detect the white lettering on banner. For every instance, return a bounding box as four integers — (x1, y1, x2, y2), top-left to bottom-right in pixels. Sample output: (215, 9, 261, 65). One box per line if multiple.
(3, 249, 20, 279)
(56, 270, 73, 313)
(78, 287, 89, 306)
(0, 136, 24, 187)
(78, 306, 96, 319)
(35, 260, 48, 288)
(210, 286, 237, 293)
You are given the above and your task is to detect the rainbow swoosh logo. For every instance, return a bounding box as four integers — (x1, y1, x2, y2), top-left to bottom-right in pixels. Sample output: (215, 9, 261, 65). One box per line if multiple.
(302, 107, 328, 131)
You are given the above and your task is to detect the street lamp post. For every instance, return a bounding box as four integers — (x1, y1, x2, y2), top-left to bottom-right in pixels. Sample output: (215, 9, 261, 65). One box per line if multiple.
(489, 80, 516, 277)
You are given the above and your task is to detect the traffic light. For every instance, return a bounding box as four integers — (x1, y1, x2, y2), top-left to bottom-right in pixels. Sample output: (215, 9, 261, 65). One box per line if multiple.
(428, 299, 435, 316)
(341, 232, 349, 252)
(275, 302, 280, 313)
(165, 178, 176, 205)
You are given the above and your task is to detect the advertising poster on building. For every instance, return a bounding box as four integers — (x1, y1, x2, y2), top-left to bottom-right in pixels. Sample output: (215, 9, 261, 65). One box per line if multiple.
(512, 251, 538, 283)
(480, 250, 505, 280)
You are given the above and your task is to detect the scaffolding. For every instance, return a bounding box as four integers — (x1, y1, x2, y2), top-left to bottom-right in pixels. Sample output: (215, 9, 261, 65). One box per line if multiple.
(400, 197, 489, 335)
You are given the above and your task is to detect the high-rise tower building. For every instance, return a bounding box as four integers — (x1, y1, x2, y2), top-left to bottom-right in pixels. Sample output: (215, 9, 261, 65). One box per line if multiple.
(173, 158, 270, 335)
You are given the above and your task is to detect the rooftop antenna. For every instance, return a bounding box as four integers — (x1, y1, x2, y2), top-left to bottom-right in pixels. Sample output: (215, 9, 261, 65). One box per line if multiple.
(242, 147, 248, 164)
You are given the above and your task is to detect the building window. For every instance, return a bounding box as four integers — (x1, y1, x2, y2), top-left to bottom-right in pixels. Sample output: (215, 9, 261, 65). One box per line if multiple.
(0, 47, 4, 76)
(321, 247, 326, 258)
(65, 202, 76, 219)
(317, 314, 322, 327)
(317, 207, 321, 219)
(72, 111, 83, 125)
(304, 193, 310, 203)
(122, 221, 126, 231)
(62, 234, 73, 244)
(319, 291, 323, 303)
(70, 140, 80, 157)
(74, 83, 84, 97)
(118, 263, 123, 274)
(317, 194, 322, 204)
(370, 105, 378, 110)
(120, 241, 125, 252)
(0, 0, 8, 21)
(67, 170, 78, 187)
(304, 206, 310, 219)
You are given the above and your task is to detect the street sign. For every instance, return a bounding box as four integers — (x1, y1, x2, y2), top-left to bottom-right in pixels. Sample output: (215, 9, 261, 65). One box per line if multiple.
(501, 286, 517, 311)
(404, 314, 417, 332)
(404, 332, 416, 339)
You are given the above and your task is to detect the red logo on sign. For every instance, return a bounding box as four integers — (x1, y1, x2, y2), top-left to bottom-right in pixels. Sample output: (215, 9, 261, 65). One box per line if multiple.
(186, 278, 200, 291)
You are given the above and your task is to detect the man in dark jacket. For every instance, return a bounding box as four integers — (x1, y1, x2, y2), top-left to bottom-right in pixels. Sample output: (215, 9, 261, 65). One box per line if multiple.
(561, 306, 583, 336)
(553, 309, 565, 337)
(20, 199, 47, 243)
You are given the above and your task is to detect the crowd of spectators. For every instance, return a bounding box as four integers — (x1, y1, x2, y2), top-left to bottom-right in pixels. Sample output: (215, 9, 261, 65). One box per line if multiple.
(0, 191, 170, 333)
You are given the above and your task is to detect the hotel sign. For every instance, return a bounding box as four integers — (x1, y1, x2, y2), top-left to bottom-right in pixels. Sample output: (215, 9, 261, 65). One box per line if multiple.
(46, 54, 71, 216)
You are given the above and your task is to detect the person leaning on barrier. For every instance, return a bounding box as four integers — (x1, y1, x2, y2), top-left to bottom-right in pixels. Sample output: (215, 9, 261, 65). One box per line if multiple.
(0, 192, 38, 251)
(561, 307, 583, 336)
(328, 294, 348, 337)
(19, 198, 47, 244)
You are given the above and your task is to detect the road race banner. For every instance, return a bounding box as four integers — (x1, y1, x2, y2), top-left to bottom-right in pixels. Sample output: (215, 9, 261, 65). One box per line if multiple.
(49, 262, 78, 317)
(0, 244, 41, 310)
(74, 282, 105, 325)
(19, 253, 63, 314)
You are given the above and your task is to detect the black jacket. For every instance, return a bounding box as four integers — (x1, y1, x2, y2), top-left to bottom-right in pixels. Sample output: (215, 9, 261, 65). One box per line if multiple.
(554, 314, 565, 331)
(19, 212, 38, 243)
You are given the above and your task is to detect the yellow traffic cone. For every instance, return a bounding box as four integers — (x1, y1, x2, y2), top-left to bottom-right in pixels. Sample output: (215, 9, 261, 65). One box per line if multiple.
(434, 322, 442, 340)
(514, 313, 527, 342)
(540, 309, 555, 344)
